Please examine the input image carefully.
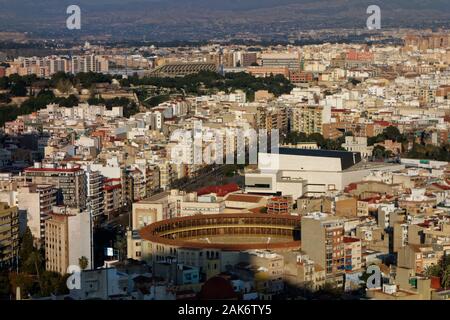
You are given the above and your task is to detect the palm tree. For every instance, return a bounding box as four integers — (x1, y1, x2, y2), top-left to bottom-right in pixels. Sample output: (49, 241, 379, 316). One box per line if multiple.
(26, 251, 43, 293)
(56, 79, 73, 95)
(442, 266, 450, 290)
(78, 256, 89, 270)
(115, 234, 127, 261)
(425, 264, 441, 278)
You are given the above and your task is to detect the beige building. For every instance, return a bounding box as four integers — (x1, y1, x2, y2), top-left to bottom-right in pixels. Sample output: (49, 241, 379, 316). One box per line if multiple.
(398, 244, 443, 275)
(17, 184, 56, 246)
(342, 136, 373, 158)
(301, 214, 345, 283)
(240, 250, 285, 294)
(297, 197, 332, 215)
(343, 237, 363, 272)
(0, 202, 19, 267)
(45, 212, 70, 274)
(45, 207, 93, 274)
(292, 105, 331, 135)
(283, 253, 326, 291)
(335, 197, 358, 217)
(24, 163, 87, 210)
(132, 193, 168, 231)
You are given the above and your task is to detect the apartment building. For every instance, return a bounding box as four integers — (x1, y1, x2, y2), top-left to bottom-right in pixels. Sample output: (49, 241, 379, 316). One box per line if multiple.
(297, 197, 333, 215)
(0, 203, 19, 267)
(284, 254, 326, 291)
(261, 52, 300, 70)
(256, 106, 288, 133)
(85, 169, 105, 222)
(342, 136, 373, 158)
(398, 244, 444, 275)
(266, 196, 292, 215)
(291, 105, 331, 135)
(126, 168, 146, 202)
(104, 178, 123, 218)
(24, 163, 87, 210)
(301, 214, 345, 283)
(240, 250, 285, 294)
(343, 237, 363, 272)
(45, 206, 93, 274)
(246, 66, 290, 78)
(45, 211, 70, 274)
(17, 184, 57, 246)
(71, 55, 109, 74)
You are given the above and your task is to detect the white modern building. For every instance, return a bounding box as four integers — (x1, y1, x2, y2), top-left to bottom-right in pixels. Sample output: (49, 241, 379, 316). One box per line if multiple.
(245, 148, 403, 199)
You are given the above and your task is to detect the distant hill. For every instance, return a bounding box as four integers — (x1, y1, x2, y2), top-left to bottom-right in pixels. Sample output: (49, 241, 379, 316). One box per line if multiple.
(0, 0, 449, 40)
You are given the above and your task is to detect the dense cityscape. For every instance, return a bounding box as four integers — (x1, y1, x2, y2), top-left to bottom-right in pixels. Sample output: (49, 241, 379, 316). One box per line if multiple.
(0, 1, 450, 307)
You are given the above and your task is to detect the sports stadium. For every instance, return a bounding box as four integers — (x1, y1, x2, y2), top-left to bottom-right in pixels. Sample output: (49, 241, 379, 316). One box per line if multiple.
(139, 213, 302, 251)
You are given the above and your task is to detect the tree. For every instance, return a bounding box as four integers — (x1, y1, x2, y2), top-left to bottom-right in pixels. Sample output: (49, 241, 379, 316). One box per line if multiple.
(422, 254, 450, 289)
(425, 264, 442, 278)
(26, 251, 43, 292)
(50, 71, 73, 88)
(115, 234, 127, 261)
(10, 273, 34, 300)
(383, 126, 403, 142)
(56, 94, 79, 108)
(10, 80, 27, 97)
(0, 76, 10, 90)
(0, 93, 11, 104)
(0, 271, 10, 298)
(373, 145, 386, 160)
(442, 265, 450, 290)
(19, 227, 34, 272)
(78, 256, 89, 270)
(39, 271, 69, 297)
(56, 79, 73, 94)
(315, 282, 343, 299)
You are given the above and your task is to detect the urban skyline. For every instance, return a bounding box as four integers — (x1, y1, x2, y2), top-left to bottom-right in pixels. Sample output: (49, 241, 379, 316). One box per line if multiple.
(0, 1, 450, 311)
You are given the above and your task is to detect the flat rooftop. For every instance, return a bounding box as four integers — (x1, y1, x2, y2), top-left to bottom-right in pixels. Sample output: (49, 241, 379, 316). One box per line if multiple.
(138, 191, 170, 203)
(278, 148, 362, 170)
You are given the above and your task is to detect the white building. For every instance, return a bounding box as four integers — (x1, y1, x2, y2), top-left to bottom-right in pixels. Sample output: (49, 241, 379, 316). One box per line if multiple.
(342, 136, 373, 158)
(245, 148, 403, 198)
